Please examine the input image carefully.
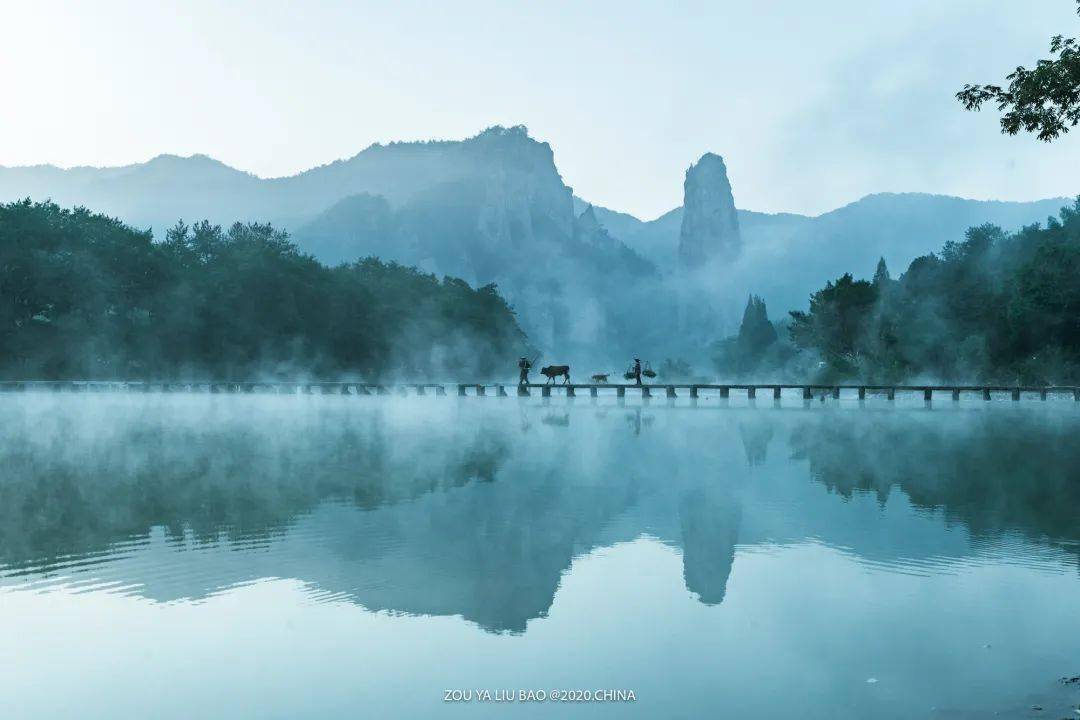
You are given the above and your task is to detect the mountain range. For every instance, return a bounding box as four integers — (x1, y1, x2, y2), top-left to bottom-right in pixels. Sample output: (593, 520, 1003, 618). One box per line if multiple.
(1, 126, 1071, 366)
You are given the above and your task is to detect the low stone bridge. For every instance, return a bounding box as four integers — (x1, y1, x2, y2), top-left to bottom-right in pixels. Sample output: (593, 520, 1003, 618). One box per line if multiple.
(1, 380, 1077, 403)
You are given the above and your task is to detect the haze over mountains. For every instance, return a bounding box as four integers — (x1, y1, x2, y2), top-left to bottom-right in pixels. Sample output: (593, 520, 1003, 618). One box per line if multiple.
(0, 125, 1070, 367)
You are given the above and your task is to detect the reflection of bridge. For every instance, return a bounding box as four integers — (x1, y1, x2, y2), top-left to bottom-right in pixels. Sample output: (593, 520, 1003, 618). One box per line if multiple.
(2, 380, 1079, 402)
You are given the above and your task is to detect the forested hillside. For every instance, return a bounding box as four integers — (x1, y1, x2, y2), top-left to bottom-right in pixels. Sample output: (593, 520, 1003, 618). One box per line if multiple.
(0, 200, 528, 380)
(715, 199, 1080, 384)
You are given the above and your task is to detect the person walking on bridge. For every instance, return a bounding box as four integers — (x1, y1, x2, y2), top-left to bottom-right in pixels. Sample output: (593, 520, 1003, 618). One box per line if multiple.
(518, 356, 532, 386)
(632, 358, 642, 386)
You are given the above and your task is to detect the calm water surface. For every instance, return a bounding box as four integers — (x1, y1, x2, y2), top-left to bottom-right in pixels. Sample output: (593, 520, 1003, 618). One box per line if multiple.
(1, 393, 1078, 719)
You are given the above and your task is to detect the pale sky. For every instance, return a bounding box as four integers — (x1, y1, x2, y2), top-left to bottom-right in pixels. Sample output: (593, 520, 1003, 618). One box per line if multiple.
(2, 0, 1079, 218)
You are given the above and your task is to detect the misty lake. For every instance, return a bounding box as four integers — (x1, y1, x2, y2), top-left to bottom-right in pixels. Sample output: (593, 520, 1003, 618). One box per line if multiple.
(1, 392, 1079, 719)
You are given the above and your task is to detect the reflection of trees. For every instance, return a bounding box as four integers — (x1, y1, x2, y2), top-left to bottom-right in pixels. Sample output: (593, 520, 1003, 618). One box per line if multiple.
(0, 407, 511, 571)
(0, 398, 638, 634)
(789, 411, 1080, 557)
(4, 400, 1078, 635)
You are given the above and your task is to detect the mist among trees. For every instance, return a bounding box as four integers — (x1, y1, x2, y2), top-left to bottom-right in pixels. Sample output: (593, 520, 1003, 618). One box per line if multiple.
(0, 200, 528, 380)
(716, 199, 1080, 384)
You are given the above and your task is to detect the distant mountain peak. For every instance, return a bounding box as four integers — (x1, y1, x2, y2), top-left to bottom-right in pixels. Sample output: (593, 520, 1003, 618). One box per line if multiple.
(144, 152, 230, 167)
(137, 153, 256, 181)
(694, 152, 727, 168)
(678, 152, 741, 268)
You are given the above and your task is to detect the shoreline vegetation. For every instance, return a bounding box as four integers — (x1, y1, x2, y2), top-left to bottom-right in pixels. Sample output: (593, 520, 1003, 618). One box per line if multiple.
(5, 197, 1080, 386)
(0, 199, 529, 381)
(714, 198, 1080, 386)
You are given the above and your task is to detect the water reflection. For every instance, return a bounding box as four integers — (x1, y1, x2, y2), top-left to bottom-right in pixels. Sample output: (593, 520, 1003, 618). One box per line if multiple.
(0, 396, 1078, 638)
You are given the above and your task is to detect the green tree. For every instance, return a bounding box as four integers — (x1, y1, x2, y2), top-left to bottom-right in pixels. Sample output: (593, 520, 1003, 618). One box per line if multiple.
(872, 257, 891, 286)
(789, 274, 878, 376)
(737, 295, 778, 358)
(0, 200, 531, 381)
(785, 199, 1080, 383)
(712, 294, 784, 377)
(958, 1, 1080, 140)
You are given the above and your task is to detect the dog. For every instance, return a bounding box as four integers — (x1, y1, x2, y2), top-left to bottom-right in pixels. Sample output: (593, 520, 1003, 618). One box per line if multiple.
(540, 365, 571, 384)
(591, 373, 610, 383)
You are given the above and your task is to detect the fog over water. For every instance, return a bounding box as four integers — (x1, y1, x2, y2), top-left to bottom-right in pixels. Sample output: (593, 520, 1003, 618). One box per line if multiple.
(1, 393, 1079, 718)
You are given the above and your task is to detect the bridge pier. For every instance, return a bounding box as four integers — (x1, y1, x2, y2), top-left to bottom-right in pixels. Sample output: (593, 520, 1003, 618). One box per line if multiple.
(887, 388, 896, 401)
(542, 385, 551, 397)
(858, 387, 866, 400)
(923, 388, 932, 403)
(983, 388, 991, 401)
(566, 385, 575, 397)
(1012, 388, 1021, 401)
(590, 386, 598, 398)
(832, 386, 840, 400)
(773, 386, 781, 400)
(616, 386, 625, 398)
(435, 385, 447, 396)
(641, 386, 651, 399)
(802, 387, 813, 400)
(476, 385, 486, 397)
(1040, 389, 1047, 401)
(952, 389, 960, 401)
(497, 384, 508, 397)
(457, 384, 467, 397)
(719, 386, 729, 399)
(747, 387, 756, 399)
(517, 385, 529, 397)
(689, 385, 699, 399)
(666, 386, 677, 398)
